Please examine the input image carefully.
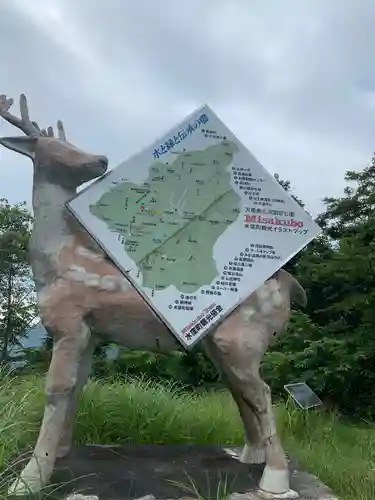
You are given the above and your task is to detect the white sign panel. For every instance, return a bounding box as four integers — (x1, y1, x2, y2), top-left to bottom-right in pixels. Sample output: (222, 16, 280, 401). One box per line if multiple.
(67, 105, 321, 349)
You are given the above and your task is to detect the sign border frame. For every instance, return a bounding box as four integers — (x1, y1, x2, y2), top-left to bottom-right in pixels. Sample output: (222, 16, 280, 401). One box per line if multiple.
(66, 104, 321, 350)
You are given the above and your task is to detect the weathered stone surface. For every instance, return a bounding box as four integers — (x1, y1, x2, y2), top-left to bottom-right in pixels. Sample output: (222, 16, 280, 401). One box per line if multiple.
(65, 495, 99, 500)
(290, 469, 339, 499)
(50, 445, 338, 500)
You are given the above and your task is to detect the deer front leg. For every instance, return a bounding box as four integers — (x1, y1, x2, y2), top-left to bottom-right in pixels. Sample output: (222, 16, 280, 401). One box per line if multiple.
(8, 325, 91, 496)
(56, 337, 97, 458)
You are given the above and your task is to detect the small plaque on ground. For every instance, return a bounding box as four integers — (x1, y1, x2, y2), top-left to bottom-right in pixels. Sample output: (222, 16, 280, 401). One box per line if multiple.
(284, 382, 323, 409)
(68, 105, 321, 348)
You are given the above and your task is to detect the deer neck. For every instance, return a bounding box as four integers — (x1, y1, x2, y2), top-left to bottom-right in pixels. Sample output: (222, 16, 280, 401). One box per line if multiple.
(32, 178, 76, 238)
(30, 179, 78, 291)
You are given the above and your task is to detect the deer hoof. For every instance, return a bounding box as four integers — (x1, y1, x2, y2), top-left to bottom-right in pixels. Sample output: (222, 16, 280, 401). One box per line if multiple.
(8, 477, 44, 496)
(239, 443, 266, 464)
(255, 490, 299, 499)
(8, 460, 49, 496)
(258, 466, 298, 498)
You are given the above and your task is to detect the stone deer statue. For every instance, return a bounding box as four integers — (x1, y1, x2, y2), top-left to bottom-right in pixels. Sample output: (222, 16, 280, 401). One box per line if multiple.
(0, 94, 306, 499)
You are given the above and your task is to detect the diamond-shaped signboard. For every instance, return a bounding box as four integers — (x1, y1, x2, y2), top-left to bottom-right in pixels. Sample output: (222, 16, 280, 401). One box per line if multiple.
(67, 105, 321, 349)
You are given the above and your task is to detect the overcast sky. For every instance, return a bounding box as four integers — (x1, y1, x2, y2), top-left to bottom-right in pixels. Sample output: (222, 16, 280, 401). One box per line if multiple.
(1, 0, 375, 217)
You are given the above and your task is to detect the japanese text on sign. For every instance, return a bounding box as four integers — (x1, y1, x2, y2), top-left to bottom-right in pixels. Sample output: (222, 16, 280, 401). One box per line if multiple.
(153, 113, 209, 159)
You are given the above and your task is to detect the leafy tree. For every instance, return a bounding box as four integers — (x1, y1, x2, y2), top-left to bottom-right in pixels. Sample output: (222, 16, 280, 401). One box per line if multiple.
(265, 159, 375, 418)
(0, 199, 37, 363)
(273, 173, 313, 276)
(274, 173, 305, 209)
(317, 153, 375, 239)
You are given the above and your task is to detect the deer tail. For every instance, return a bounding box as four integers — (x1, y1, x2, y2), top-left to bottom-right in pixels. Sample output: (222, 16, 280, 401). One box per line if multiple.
(277, 269, 307, 308)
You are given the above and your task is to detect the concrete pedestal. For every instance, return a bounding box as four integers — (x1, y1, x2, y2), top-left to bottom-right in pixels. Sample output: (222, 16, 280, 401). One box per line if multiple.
(44, 445, 337, 500)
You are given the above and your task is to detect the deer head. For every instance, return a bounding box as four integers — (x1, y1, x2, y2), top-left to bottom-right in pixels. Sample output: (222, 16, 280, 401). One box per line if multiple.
(0, 94, 108, 189)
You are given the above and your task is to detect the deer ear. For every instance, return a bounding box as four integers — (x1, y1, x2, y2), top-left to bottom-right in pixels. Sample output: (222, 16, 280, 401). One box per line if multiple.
(0, 136, 37, 159)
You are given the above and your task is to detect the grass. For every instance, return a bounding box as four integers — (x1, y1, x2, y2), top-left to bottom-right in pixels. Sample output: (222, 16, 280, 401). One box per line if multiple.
(0, 371, 374, 499)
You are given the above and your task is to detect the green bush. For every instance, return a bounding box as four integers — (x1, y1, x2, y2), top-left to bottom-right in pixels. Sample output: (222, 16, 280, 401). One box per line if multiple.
(262, 311, 375, 419)
(17, 308, 375, 419)
(92, 346, 220, 389)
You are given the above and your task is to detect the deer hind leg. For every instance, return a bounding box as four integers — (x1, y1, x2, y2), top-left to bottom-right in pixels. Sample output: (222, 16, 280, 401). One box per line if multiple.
(202, 338, 266, 464)
(235, 396, 266, 464)
(225, 386, 267, 464)
(207, 330, 297, 498)
(235, 365, 297, 497)
(56, 336, 97, 458)
(232, 368, 295, 497)
(8, 322, 92, 496)
(243, 376, 297, 498)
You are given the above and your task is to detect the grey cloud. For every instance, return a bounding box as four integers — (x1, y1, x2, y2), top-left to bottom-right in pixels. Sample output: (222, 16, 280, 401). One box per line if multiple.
(67, 0, 375, 145)
(1, 0, 375, 217)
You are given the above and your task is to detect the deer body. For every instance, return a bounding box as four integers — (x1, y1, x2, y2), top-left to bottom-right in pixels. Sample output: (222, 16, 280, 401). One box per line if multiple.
(0, 95, 304, 499)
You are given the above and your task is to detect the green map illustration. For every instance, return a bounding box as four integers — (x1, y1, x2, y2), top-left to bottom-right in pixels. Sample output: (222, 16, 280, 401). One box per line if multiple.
(90, 140, 241, 293)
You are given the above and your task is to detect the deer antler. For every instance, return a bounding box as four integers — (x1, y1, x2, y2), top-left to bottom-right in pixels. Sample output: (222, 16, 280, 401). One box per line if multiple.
(0, 93, 67, 142)
(31, 117, 67, 142)
(0, 94, 42, 137)
(57, 120, 67, 141)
